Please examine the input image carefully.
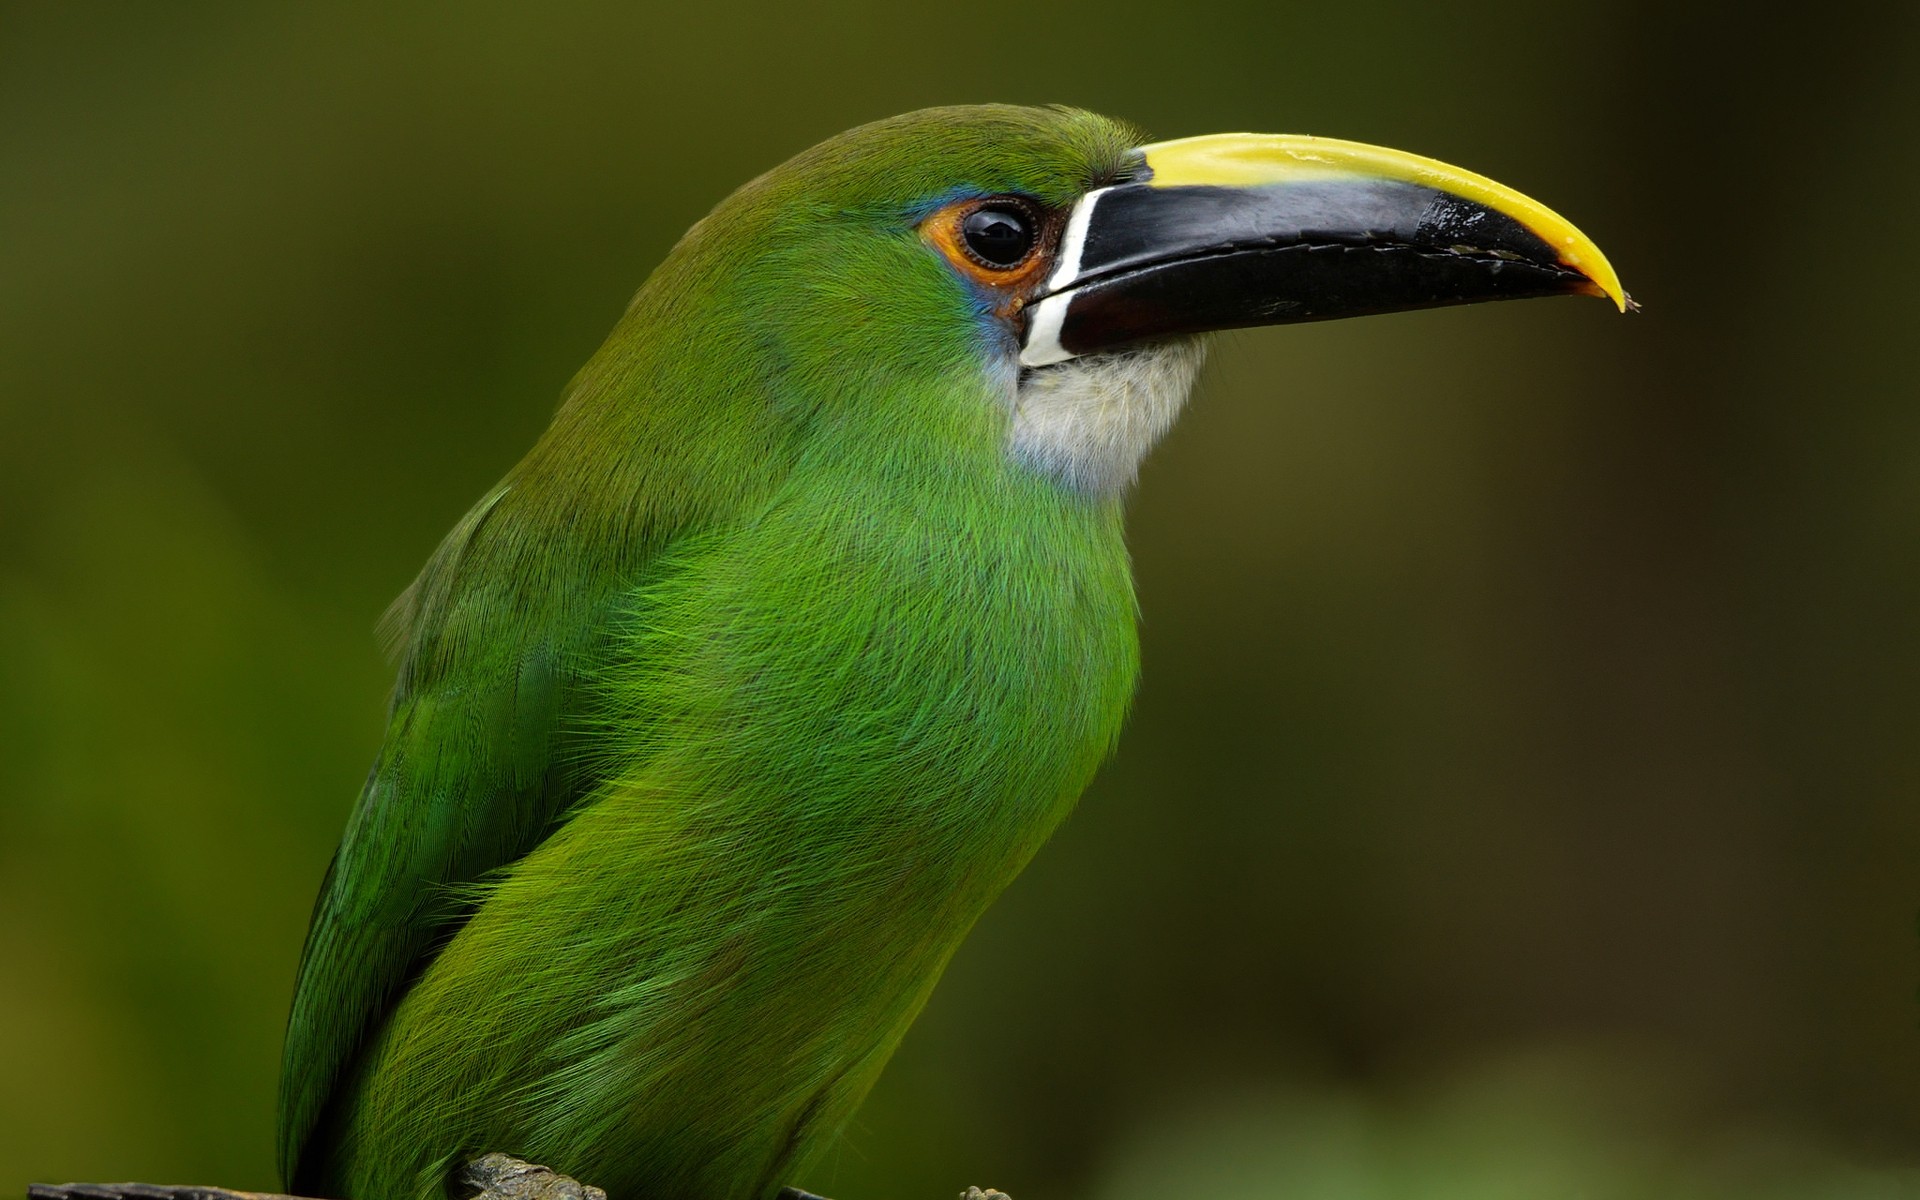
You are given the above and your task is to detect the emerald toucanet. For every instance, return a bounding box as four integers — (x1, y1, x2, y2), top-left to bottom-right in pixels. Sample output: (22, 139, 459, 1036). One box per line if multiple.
(278, 104, 1626, 1200)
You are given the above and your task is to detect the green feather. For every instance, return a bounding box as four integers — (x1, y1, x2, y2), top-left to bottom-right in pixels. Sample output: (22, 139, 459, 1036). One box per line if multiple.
(280, 105, 1143, 1200)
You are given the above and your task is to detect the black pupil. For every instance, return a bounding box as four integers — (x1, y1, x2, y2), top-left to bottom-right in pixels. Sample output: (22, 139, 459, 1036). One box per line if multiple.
(962, 207, 1032, 266)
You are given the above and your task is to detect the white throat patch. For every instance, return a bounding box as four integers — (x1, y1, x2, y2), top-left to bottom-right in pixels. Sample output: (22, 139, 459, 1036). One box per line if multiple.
(1008, 338, 1208, 493)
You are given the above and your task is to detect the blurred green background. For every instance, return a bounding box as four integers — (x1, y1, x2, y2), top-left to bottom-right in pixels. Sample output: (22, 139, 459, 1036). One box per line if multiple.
(4, 2, 1918, 1197)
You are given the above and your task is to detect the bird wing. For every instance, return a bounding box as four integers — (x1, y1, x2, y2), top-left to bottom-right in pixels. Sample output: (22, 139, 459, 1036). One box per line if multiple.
(277, 480, 654, 1189)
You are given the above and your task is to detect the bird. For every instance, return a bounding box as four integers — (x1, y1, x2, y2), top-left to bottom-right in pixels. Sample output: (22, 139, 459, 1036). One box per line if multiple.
(277, 103, 1627, 1200)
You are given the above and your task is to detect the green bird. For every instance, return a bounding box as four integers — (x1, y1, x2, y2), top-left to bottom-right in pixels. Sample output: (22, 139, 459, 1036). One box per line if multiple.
(278, 104, 1626, 1200)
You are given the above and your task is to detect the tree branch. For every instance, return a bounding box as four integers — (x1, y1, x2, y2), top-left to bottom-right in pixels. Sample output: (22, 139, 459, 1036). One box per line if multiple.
(29, 1187, 291, 1200)
(27, 1163, 1011, 1200)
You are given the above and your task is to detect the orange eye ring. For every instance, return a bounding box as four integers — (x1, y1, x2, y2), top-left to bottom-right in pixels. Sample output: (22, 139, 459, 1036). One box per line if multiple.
(923, 196, 1059, 301)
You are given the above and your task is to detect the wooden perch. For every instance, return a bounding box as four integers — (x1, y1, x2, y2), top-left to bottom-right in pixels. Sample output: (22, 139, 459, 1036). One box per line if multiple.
(27, 1155, 597, 1200)
(27, 1159, 1013, 1200)
(29, 1188, 294, 1200)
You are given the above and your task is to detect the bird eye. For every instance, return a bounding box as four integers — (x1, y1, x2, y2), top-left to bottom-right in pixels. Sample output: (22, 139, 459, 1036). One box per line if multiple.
(961, 205, 1036, 268)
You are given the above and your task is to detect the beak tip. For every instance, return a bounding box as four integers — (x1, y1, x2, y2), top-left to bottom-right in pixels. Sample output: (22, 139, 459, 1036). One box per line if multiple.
(1573, 262, 1631, 314)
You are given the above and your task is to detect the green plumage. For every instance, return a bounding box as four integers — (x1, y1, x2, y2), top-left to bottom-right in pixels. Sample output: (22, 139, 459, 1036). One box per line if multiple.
(280, 107, 1143, 1200)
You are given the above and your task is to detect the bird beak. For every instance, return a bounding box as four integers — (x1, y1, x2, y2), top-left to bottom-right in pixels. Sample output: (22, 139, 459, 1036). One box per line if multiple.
(1019, 133, 1630, 368)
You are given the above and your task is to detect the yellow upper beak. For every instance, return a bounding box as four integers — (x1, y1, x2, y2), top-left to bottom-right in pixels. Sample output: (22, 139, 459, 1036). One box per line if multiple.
(1138, 132, 1629, 312)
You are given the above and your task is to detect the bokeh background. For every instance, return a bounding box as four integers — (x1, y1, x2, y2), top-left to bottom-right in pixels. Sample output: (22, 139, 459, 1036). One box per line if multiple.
(5, 2, 1918, 1197)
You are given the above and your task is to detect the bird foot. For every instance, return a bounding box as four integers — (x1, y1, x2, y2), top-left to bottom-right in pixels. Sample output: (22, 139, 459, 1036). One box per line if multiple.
(455, 1153, 606, 1200)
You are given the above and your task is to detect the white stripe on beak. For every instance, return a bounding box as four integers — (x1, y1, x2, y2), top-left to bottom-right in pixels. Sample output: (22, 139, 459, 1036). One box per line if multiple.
(1044, 186, 1105, 294)
(1019, 292, 1073, 368)
(1020, 187, 1107, 368)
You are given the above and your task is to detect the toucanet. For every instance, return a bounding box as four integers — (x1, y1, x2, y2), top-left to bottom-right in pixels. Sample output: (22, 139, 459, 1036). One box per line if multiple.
(278, 104, 1627, 1200)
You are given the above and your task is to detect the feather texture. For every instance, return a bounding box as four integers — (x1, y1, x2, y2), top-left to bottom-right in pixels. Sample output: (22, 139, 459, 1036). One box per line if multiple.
(279, 106, 1154, 1200)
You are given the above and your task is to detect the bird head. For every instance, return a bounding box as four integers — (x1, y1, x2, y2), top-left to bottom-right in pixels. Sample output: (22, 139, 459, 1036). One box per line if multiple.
(578, 105, 1625, 496)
